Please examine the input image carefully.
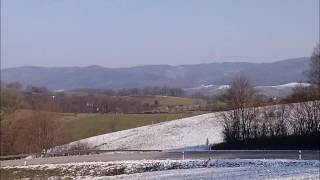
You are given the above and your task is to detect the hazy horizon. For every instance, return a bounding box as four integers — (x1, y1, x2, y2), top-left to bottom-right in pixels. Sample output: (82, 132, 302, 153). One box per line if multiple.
(1, 0, 319, 69)
(1, 56, 310, 70)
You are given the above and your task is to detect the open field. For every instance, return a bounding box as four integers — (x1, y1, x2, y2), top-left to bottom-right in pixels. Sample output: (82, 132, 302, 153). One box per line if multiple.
(126, 95, 206, 106)
(63, 112, 223, 150)
(64, 91, 206, 106)
(65, 112, 204, 141)
(5, 110, 205, 143)
(61, 101, 320, 151)
(1, 159, 319, 179)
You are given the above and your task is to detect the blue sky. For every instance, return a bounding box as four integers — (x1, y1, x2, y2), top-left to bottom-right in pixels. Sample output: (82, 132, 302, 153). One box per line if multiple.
(1, 0, 319, 68)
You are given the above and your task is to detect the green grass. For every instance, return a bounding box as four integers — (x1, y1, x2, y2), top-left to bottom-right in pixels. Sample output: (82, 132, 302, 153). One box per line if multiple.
(63, 92, 206, 107)
(128, 95, 206, 106)
(5, 109, 206, 143)
(65, 112, 204, 141)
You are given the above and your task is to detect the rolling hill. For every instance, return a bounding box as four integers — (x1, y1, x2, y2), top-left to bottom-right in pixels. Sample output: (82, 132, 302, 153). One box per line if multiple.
(1, 57, 309, 90)
(61, 113, 224, 151)
(185, 82, 311, 98)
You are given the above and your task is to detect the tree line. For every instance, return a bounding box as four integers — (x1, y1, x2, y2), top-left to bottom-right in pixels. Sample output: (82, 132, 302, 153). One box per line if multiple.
(3, 83, 186, 97)
(219, 44, 320, 149)
(0, 87, 170, 114)
(0, 109, 68, 156)
(1, 84, 189, 113)
(221, 75, 319, 143)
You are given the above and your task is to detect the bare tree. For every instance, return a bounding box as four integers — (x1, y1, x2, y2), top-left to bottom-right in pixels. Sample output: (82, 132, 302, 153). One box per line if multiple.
(0, 109, 64, 155)
(0, 88, 22, 119)
(290, 101, 320, 135)
(308, 43, 320, 85)
(0, 88, 23, 155)
(221, 75, 260, 141)
(261, 104, 290, 137)
(34, 111, 59, 151)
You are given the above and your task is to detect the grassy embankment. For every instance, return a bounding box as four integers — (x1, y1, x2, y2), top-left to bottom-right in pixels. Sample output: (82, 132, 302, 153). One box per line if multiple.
(66, 112, 204, 141)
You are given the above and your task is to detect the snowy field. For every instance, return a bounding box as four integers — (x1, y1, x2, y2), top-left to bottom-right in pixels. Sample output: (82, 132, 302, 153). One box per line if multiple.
(2, 159, 319, 179)
(58, 101, 316, 151)
(63, 113, 224, 151)
(108, 164, 320, 180)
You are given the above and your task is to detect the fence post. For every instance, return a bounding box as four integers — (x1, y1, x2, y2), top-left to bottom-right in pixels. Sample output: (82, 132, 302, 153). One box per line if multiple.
(299, 150, 302, 160)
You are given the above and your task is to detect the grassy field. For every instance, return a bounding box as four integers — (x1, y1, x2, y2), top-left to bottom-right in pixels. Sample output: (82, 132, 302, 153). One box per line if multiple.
(127, 95, 206, 106)
(2, 109, 206, 154)
(63, 92, 206, 107)
(4, 95, 207, 144)
(8, 110, 206, 142)
(65, 112, 204, 141)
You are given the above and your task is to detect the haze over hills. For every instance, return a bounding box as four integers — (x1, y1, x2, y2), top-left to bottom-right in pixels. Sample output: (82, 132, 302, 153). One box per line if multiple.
(1, 57, 309, 90)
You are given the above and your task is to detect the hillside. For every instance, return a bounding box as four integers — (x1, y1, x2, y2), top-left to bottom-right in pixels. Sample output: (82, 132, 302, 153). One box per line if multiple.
(1, 57, 309, 90)
(6, 109, 203, 144)
(185, 82, 311, 97)
(61, 100, 319, 151)
(64, 113, 224, 151)
(66, 112, 204, 141)
(127, 95, 206, 106)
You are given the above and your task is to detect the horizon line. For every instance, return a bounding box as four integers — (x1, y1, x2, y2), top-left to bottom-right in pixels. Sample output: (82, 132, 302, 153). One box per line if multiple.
(1, 56, 309, 70)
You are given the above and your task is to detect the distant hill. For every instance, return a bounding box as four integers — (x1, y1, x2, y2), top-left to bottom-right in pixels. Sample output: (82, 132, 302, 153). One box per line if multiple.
(184, 82, 311, 98)
(1, 57, 309, 90)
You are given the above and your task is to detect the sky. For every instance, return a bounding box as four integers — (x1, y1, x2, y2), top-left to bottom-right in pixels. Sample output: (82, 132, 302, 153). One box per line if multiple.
(1, 0, 319, 69)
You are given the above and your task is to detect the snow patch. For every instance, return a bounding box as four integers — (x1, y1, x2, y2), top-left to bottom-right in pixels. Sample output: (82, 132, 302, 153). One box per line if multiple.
(258, 82, 311, 89)
(217, 85, 230, 90)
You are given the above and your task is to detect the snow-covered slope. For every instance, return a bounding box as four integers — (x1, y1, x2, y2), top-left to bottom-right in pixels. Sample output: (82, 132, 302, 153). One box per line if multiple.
(184, 85, 229, 97)
(256, 82, 311, 97)
(263, 82, 310, 88)
(67, 113, 224, 151)
(185, 82, 311, 97)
